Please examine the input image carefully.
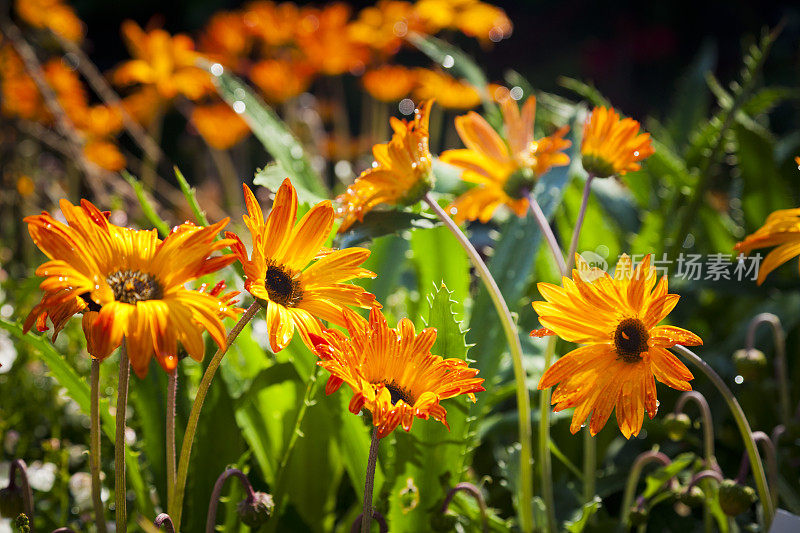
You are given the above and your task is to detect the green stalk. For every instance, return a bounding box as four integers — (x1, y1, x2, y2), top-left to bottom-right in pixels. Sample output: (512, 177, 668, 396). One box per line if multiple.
(166, 370, 178, 512)
(618, 451, 671, 530)
(537, 336, 558, 532)
(362, 430, 381, 533)
(424, 194, 534, 532)
(672, 346, 774, 528)
(115, 342, 130, 532)
(169, 303, 259, 531)
(90, 358, 108, 533)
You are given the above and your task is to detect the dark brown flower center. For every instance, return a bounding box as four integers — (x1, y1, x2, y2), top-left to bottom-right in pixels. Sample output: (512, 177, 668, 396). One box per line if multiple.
(265, 263, 302, 307)
(385, 381, 415, 406)
(614, 318, 649, 363)
(107, 269, 162, 304)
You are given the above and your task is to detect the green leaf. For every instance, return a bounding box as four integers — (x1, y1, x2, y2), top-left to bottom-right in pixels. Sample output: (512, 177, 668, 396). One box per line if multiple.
(386, 285, 475, 532)
(565, 497, 602, 532)
(642, 452, 695, 499)
(558, 77, 611, 108)
(666, 41, 716, 149)
(409, 224, 470, 323)
(336, 210, 439, 248)
(122, 170, 170, 237)
(209, 65, 328, 197)
(254, 163, 325, 206)
(0, 320, 155, 518)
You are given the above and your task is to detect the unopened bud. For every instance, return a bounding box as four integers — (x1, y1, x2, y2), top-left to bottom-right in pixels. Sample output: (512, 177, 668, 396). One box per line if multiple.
(663, 412, 692, 441)
(732, 349, 767, 381)
(679, 485, 706, 507)
(237, 492, 274, 528)
(718, 479, 756, 516)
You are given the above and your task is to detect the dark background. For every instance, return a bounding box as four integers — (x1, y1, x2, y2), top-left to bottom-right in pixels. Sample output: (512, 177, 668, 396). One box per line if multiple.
(73, 0, 800, 128)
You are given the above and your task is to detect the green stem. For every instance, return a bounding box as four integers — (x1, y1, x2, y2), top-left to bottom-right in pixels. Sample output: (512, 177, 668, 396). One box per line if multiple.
(115, 342, 130, 532)
(537, 336, 558, 533)
(362, 430, 381, 533)
(672, 345, 774, 528)
(582, 428, 596, 504)
(618, 451, 671, 530)
(423, 193, 534, 533)
(745, 313, 790, 426)
(169, 302, 259, 531)
(90, 358, 108, 533)
(674, 391, 716, 467)
(565, 175, 595, 272)
(166, 370, 177, 512)
(525, 191, 567, 276)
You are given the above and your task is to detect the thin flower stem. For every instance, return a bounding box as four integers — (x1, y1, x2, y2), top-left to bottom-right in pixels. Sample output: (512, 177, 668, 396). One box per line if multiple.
(9, 460, 34, 527)
(166, 370, 178, 512)
(206, 469, 256, 533)
(686, 469, 724, 490)
(350, 511, 388, 533)
(751, 431, 779, 510)
(675, 391, 716, 468)
(154, 513, 176, 532)
(745, 313, 790, 426)
(672, 345, 774, 528)
(362, 430, 381, 533)
(565, 175, 595, 272)
(170, 302, 259, 531)
(618, 451, 671, 530)
(441, 482, 489, 533)
(537, 336, 558, 533)
(582, 428, 596, 504)
(423, 193, 534, 533)
(524, 192, 567, 276)
(90, 359, 108, 533)
(115, 341, 130, 533)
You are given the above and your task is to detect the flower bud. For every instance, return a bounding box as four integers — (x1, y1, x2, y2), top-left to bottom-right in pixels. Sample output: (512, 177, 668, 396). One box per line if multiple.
(0, 485, 24, 519)
(15, 513, 30, 533)
(663, 412, 692, 441)
(679, 485, 706, 507)
(237, 492, 274, 528)
(718, 479, 757, 516)
(732, 349, 767, 381)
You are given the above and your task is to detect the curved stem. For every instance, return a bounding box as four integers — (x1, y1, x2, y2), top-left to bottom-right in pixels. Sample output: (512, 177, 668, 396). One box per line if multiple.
(115, 342, 130, 533)
(745, 313, 790, 426)
(154, 514, 176, 533)
(206, 469, 256, 533)
(672, 345, 774, 527)
(675, 391, 716, 469)
(350, 511, 388, 533)
(361, 430, 381, 533)
(423, 193, 534, 532)
(441, 482, 488, 533)
(618, 451, 671, 530)
(524, 192, 567, 275)
(565, 175, 595, 272)
(10, 460, 34, 529)
(90, 359, 108, 533)
(166, 370, 178, 512)
(686, 469, 724, 490)
(751, 431, 779, 510)
(170, 303, 259, 531)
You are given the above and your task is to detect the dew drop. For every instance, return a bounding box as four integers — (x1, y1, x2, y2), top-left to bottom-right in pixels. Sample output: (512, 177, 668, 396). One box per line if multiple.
(442, 54, 454, 69)
(210, 63, 224, 77)
(232, 101, 246, 114)
(734, 375, 744, 384)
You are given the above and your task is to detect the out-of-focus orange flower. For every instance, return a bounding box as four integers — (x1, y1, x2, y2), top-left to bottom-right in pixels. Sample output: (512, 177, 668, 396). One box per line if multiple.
(250, 59, 314, 104)
(199, 11, 251, 71)
(0, 45, 46, 120)
(121, 87, 161, 127)
(350, 1, 423, 57)
(581, 106, 654, 178)
(43, 59, 87, 116)
(441, 95, 571, 223)
(14, 0, 85, 43)
(296, 4, 370, 76)
(336, 100, 434, 232)
(243, 1, 300, 47)
(361, 65, 417, 102)
(84, 139, 126, 171)
(413, 0, 512, 44)
(16, 175, 35, 197)
(191, 102, 251, 150)
(414, 69, 480, 110)
(74, 105, 124, 138)
(113, 21, 213, 101)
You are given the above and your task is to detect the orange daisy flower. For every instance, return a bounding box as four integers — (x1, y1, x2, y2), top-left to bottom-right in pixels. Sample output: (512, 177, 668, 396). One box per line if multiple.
(250, 59, 315, 104)
(734, 207, 800, 285)
(580, 106, 654, 178)
(440, 95, 571, 223)
(24, 201, 239, 377)
(534, 254, 703, 438)
(413, 0, 512, 44)
(242, 1, 300, 48)
(414, 69, 480, 110)
(361, 65, 417, 103)
(311, 306, 485, 438)
(335, 100, 434, 232)
(226, 179, 378, 352)
(295, 4, 370, 76)
(15, 0, 85, 43)
(190, 102, 251, 150)
(113, 21, 213, 101)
